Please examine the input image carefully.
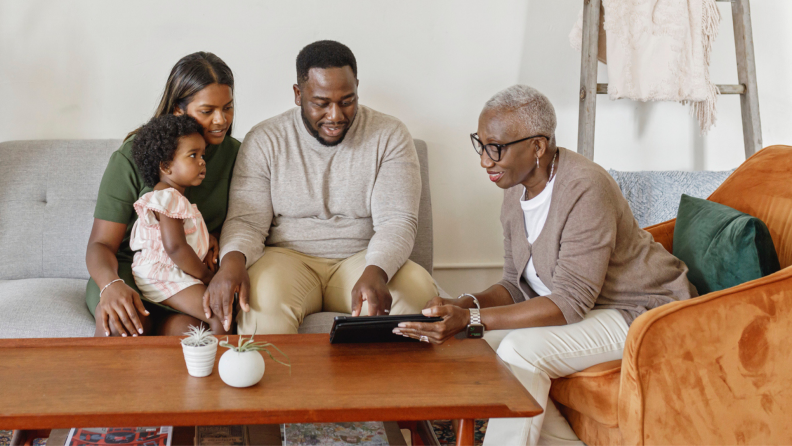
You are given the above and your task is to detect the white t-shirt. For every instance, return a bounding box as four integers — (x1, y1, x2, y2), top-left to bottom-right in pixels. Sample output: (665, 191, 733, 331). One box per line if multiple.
(519, 176, 556, 296)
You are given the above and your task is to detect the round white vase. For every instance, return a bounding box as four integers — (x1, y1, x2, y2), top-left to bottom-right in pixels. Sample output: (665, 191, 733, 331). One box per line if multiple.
(218, 349, 265, 388)
(181, 337, 218, 377)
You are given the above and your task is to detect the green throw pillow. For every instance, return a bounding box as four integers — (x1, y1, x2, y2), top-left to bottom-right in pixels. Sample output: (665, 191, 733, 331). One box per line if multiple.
(673, 194, 780, 295)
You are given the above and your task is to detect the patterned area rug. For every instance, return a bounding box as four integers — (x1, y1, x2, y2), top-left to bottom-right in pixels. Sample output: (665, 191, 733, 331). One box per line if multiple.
(0, 431, 45, 446)
(431, 419, 487, 446)
(1, 424, 486, 446)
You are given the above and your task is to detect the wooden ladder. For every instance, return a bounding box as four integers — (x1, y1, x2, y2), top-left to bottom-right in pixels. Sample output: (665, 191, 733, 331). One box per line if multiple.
(577, 0, 762, 160)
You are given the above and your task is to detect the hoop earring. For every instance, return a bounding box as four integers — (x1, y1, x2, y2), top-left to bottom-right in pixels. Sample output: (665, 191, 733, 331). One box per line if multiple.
(536, 157, 539, 167)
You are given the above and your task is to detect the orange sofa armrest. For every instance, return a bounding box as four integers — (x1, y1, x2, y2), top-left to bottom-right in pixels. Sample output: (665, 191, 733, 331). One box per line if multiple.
(643, 218, 675, 253)
(618, 267, 792, 445)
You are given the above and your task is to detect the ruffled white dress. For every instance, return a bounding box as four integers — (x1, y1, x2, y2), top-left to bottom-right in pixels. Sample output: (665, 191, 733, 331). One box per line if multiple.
(130, 188, 209, 303)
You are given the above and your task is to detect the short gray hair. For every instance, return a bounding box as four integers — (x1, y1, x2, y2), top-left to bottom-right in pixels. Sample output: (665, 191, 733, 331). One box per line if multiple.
(483, 85, 557, 141)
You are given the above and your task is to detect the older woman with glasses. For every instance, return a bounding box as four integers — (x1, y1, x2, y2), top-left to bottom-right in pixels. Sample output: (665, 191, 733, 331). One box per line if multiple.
(395, 85, 698, 446)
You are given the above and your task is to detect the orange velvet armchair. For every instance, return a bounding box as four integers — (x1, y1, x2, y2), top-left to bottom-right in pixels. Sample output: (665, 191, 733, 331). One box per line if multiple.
(549, 145, 792, 445)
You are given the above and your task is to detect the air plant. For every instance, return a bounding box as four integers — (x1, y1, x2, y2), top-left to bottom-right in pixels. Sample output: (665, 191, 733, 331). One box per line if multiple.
(220, 333, 291, 372)
(181, 324, 217, 347)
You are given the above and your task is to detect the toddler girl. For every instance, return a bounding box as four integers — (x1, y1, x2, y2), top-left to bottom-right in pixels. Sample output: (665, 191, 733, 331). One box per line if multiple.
(130, 114, 229, 335)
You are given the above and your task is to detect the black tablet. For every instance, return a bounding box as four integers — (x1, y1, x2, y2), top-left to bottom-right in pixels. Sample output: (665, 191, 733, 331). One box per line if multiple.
(329, 314, 443, 344)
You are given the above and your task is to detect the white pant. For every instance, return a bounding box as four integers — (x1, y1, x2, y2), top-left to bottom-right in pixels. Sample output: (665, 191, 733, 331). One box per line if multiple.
(482, 309, 629, 446)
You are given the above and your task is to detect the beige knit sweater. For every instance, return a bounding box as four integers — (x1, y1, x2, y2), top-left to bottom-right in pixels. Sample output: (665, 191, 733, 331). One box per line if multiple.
(219, 105, 421, 281)
(498, 147, 698, 325)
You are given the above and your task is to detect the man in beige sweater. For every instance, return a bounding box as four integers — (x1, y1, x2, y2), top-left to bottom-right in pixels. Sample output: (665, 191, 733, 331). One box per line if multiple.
(207, 40, 437, 334)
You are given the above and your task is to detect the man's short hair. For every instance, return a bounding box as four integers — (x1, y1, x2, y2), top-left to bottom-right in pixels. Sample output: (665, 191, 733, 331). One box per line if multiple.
(483, 85, 557, 141)
(296, 40, 357, 85)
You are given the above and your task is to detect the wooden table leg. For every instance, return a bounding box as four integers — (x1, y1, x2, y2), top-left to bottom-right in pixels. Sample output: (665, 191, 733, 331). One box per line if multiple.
(396, 420, 418, 446)
(456, 419, 474, 446)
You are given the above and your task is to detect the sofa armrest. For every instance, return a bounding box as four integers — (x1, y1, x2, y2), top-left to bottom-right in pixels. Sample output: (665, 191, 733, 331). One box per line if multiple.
(618, 266, 792, 445)
(643, 218, 675, 253)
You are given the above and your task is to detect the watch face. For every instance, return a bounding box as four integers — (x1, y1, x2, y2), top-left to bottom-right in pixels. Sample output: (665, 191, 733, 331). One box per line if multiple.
(467, 324, 484, 338)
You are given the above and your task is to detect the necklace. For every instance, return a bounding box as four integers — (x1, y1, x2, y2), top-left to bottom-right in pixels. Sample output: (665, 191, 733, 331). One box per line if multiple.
(524, 150, 557, 201)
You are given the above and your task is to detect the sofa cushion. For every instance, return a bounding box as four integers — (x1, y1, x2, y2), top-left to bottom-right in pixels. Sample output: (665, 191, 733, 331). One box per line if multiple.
(674, 194, 781, 294)
(608, 169, 733, 228)
(549, 359, 622, 428)
(0, 140, 121, 280)
(0, 278, 95, 338)
(298, 312, 349, 334)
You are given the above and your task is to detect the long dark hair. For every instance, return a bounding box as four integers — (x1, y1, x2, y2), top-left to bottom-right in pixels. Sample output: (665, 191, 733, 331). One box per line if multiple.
(126, 51, 234, 140)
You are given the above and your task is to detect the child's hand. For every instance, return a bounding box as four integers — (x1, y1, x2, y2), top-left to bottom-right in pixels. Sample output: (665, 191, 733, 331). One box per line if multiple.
(204, 234, 220, 273)
(200, 269, 216, 286)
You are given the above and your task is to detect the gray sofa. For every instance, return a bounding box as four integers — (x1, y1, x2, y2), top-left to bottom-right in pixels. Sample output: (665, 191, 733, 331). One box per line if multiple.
(0, 139, 444, 338)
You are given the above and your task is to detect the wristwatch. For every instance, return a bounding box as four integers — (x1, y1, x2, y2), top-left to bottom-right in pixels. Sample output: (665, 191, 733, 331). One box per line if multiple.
(459, 293, 485, 338)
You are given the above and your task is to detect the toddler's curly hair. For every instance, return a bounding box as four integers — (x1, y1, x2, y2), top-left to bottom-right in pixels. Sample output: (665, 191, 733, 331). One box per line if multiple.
(132, 114, 203, 187)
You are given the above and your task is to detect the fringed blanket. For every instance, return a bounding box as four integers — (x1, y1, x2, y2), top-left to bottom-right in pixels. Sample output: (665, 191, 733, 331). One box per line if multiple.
(571, 0, 721, 134)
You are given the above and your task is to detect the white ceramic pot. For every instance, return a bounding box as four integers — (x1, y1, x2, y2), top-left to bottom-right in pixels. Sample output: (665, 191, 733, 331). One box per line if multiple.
(181, 337, 218, 377)
(218, 349, 265, 388)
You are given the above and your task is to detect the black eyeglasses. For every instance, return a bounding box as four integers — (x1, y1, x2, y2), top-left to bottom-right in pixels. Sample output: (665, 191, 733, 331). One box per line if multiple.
(470, 133, 549, 162)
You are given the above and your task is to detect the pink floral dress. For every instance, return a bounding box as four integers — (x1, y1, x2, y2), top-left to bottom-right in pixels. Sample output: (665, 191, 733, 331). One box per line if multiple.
(130, 188, 209, 303)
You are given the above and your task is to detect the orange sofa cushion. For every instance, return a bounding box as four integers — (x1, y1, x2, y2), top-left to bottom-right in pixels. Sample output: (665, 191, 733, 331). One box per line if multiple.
(549, 359, 622, 428)
(556, 404, 625, 446)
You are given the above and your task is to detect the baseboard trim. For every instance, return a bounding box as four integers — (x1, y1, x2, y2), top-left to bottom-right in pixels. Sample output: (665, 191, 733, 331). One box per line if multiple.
(433, 262, 504, 270)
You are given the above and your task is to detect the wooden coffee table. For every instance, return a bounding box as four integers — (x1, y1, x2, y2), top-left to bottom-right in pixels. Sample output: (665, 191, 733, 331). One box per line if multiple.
(0, 335, 541, 445)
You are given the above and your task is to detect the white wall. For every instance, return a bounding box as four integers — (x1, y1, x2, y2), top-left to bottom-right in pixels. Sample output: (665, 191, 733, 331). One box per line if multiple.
(2, 1, 790, 297)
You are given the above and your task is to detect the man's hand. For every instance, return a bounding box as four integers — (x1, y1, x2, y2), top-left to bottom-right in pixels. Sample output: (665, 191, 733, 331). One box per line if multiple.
(202, 251, 250, 331)
(350, 265, 392, 316)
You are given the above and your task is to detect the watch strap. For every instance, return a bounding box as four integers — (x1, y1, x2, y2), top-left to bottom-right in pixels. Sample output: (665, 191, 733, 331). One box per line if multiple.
(469, 308, 481, 325)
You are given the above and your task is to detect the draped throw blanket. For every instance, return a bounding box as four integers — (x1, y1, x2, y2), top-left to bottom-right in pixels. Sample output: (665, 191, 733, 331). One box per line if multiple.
(571, 0, 722, 134)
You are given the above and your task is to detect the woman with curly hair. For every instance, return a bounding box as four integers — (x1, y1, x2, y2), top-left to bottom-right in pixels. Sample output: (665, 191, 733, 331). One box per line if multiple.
(85, 52, 240, 337)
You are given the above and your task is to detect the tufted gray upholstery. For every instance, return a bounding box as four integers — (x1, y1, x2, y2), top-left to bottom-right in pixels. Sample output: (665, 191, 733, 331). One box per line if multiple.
(607, 168, 734, 228)
(0, 140, 119, 281)
(0, 138, 435, 338)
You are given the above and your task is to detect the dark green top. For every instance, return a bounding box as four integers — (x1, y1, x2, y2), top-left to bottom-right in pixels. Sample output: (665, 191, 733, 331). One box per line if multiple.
(94, 134, 241, 264)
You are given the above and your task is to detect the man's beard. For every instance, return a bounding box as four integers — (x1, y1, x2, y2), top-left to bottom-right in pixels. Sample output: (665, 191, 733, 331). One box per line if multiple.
(301, 107, 355, 147)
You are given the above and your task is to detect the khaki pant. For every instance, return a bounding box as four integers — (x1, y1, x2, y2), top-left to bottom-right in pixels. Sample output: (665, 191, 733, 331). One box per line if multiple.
(239, 247, 438, 334)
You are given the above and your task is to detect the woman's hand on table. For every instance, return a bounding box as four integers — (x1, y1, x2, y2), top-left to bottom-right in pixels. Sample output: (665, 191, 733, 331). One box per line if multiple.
(393, 299, 471, 344)
(203, 234, 220, 273)
(96, 281, 149, 337)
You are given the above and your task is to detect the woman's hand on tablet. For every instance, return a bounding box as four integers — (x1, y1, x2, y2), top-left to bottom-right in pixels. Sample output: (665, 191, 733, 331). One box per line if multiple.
(393, 304, 470, 344)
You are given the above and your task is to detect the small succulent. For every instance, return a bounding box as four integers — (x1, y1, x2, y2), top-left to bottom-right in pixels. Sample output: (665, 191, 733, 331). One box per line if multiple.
(220, 334, 291, 372)
(181, 325, 217, 347)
